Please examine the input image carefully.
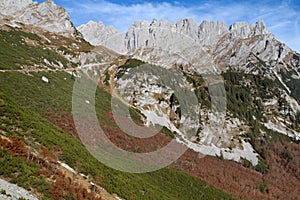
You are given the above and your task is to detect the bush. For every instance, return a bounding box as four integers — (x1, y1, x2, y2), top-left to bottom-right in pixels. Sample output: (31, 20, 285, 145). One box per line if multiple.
(255, 159, 268, 174)
(0, 189, 6, 195)
(258, 180, 268, 193)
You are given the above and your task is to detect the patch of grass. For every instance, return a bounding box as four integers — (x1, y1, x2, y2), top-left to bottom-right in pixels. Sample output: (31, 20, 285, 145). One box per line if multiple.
(115, 59, 145, 79)
(104, 72, 110, 86)
(241, 157, 254, 169)
(258, 180, 268, 193)
(0, 29, 71, 70)
(255, 158, 268, 174)
(128, 106, 146, 126)
(183, 73, 211, 109)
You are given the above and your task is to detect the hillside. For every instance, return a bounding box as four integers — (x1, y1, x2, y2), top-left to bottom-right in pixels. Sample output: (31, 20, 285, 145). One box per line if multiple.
(0, 0, 299, 200)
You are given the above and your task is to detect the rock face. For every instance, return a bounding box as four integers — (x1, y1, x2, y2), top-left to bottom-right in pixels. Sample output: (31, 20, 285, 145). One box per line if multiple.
(124, 18, 199, 53)
(0, 0, 77, 37)
(229, 20, 270, 39)
(78, 18, 297, 72)
(123, 18, 280, 61)
(0, 0, 32, 16)
(198, 20, 228, 46)
(78, 21, 125, 54)
(78, 18, 279, 54)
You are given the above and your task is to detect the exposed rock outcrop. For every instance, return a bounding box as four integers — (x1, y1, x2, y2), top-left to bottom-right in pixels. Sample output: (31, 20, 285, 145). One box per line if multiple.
(78, 21, 125, 54)
(0, 0, 78, 37)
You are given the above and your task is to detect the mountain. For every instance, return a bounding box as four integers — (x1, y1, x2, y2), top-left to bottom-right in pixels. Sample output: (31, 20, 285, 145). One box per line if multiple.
(80, 18, 297, 71)
(0, 0, 300, 200)
(0, 0, 78, 37)
(80, 19, 300, 98)
(78, 18, 273, 52)
(78, 21, 126, 54)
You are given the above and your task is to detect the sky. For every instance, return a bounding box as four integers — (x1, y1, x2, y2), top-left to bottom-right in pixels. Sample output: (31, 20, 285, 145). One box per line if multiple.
(37, 0, 300, 52)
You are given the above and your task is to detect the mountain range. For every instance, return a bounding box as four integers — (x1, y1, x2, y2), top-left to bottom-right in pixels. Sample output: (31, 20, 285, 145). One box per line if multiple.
(0, 0, 299, 200)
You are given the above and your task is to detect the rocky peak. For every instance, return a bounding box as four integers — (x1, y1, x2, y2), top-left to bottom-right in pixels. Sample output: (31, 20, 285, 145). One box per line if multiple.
(198, 21, 228, 46)
(150, 18, 159, 26)
(77, 20, 125, 53)
(79, 18, 285, 68)
(229, 21, 252, 38)
(175, 18, 199, 41)
(253, 19, 270, 35)
(0, 0, 77, 37)
(39, 0, 58, 10)
(130, 20, 150, 29)
(199, 21, 228, 34)
(45, 0, 55, 5)
(124, 18, 197, 52)
(159, 18, 171, 26)
(229, 20, 270, 39)
(78, 20, 120, 35)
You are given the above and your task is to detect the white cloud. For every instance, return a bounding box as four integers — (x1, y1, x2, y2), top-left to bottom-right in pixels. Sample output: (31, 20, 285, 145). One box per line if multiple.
(64, 0, 300, 52)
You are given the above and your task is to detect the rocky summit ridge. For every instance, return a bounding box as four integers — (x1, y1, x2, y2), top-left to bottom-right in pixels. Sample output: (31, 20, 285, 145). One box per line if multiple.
(0, 0, 77, 37)
(78, 18, 299, 82)
(78, 18, 274, 54)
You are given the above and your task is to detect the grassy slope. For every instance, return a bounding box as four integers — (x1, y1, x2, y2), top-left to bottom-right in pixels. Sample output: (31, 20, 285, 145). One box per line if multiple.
(0, 71, 232, 200)
(0, 29, 70, 70)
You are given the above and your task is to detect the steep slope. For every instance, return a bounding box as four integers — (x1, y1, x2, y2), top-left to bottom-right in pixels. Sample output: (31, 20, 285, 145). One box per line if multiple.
(1, 1, 299, 199)
(79, 18, 300, 199)
(79, 18, 299, 127)
(0, 24, 233, 199)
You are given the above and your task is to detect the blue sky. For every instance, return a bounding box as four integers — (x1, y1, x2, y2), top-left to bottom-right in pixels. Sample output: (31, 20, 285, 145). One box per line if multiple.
(37, 0, 300, 52)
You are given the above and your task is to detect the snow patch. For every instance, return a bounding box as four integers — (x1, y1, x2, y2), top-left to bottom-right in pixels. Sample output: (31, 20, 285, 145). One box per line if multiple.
(264, 120, 300, 140)
(274, 70, 291, 94)
(284, 94, 300, 113)
(5, 22, 21, 28)
(41, 76, 49, 83)
(66, 70, 79, 78)
(141, 107, 259, 165)
(291, 74, 300, 79)
(176, 137, 258, 165)
(79, 173, 88, 179)
(57, 161, 77, 174)
(141, 108, 169, 127)
(43, 58, 51, 66)
(263, 99, 277, 106)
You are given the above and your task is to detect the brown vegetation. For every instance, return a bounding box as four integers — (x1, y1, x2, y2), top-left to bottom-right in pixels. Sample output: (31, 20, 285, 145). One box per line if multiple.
(31, 109, 300, 200)
(0, 135, 102, 200)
